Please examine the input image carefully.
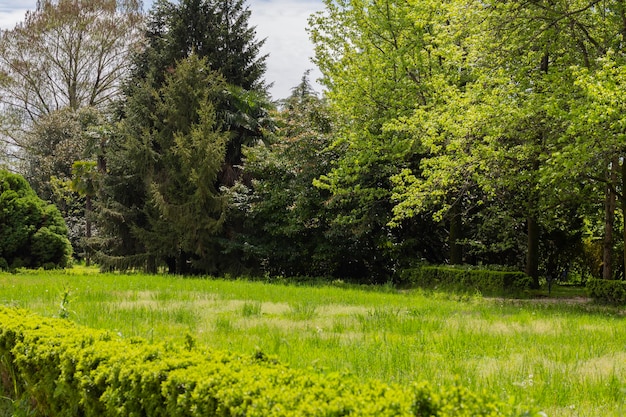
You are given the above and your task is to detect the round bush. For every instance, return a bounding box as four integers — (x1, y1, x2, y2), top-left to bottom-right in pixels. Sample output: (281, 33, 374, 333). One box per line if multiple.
(0, 170, 72, 270)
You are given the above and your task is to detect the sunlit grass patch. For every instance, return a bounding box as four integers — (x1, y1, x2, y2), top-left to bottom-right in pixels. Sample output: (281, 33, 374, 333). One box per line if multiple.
(241, 301, 262, 317)
(286, 301, 317, 320)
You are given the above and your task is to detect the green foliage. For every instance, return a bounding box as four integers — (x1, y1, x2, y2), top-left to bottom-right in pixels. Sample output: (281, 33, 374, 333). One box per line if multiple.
(23, 108, 102, 200)
(95, 55, 228, 274)
(0, 170, 72, 270)
(18, 108, 107, 260)
(138, 0, 266, 91)
(229, 75, 347, 277)
(95, 0, 273, 275)
(69, 161, 98, 199)
(401, 266, 532, 296)
(586, 279, 626, 305)
(0, 306, 539, 417)
(308, 0, 614, 283)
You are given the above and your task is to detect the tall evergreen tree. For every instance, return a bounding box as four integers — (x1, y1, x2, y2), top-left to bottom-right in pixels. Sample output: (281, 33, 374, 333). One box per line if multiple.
(134, 0, 266, 91)
(130, 0, 271, 183)
(96, 55, 228, 273)
(95, 0, 271, 273)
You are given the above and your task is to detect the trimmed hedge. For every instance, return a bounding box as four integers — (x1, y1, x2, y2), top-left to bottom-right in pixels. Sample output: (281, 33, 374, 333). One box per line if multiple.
(400, 266, 532, 296)
(587, 279, 626, 305)
(0, 307, 541, 416)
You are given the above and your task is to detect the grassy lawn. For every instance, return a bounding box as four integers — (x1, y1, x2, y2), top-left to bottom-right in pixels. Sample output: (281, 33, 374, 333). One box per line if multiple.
(0, 267, 625, 416)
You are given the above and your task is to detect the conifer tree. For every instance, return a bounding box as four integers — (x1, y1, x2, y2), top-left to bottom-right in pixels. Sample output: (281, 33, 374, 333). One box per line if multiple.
(128, 0, 271, 184)
(96, 55, 228, 273)
(134, 0, 267, 91)
(96, 0, 270, 273)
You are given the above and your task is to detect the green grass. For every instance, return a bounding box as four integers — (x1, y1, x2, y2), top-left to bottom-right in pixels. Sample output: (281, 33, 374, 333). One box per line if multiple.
(1, 267, 625, 416)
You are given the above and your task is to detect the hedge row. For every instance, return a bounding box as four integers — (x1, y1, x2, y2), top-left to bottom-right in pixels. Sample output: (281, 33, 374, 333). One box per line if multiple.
(0, 307, 540, 416)
(587, 279, 626, 304)
(400, 266, 532, 296)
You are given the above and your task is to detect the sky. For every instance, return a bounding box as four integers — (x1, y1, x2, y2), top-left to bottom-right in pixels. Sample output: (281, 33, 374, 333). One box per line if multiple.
(0, 0, 325, 100)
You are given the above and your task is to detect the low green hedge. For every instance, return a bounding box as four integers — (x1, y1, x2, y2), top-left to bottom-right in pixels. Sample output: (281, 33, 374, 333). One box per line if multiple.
(0, 307, 541, 416)
(586, 279, 626, 304)
(400, 266, 532, 296)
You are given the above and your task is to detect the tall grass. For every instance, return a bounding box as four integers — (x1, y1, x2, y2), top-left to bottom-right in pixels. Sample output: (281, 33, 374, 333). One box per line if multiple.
(0, 268, 625, 416)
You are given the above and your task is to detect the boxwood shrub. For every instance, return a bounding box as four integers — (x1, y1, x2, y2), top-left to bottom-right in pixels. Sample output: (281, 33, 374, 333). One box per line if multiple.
(0, 307, 543, 416)
(586, 278, 626, 305)
(400, 266, 532, 296)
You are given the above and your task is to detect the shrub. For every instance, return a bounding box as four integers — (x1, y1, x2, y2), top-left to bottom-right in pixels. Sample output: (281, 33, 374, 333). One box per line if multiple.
(400, 266, 532, 296)
(586, 279, 626, 305)
(0, 170, 72, 269)
(0, 307, 541, 417)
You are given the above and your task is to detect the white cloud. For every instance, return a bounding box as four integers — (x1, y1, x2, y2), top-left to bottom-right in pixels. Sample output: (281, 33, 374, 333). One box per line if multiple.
(0, 9, 29, 30)
(248, 0, 325, 99)
(1, 0, 325, 100)
(0, 0, 34, 28)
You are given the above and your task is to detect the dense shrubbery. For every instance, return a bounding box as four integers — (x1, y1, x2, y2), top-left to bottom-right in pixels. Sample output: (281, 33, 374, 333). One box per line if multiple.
(0, 307, 540, 416)
(586, 279, 626, 304)
(401, 266, 532, 296)
(0, 170, 72, 270)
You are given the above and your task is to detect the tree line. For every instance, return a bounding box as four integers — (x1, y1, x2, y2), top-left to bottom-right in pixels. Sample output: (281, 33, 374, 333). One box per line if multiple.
(1, 0, 625, 285)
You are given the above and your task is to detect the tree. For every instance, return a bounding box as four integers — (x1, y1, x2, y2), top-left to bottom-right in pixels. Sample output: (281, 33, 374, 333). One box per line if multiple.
(17, 107, 106, 260)
(477, 0, 626, 282)
(472, 0, 611, 285)
(0, 0, 143, 163)
(136, 0, 266, 91)
(93, 0, 272, 274)
(0, 170, 72, 270)
(128, 0, 271, 185)
(226, 74, 342, 277)
(69, 160, 99, 264)
(22, 107, 102, 200)
(553, 53, 626, 279)
(309, 0, 467, 277)
(95, 55, 228, 274)
(387, 0, 611, 285)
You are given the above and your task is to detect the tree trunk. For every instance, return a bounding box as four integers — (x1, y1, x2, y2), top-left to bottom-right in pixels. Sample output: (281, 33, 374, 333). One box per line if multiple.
(620, 158, 626, 280)
(449, 202, 463, 265)
(146, 255, 158, 274)
(603, 158, 618, 280)
(526, 215, 540, 288)
(526, 154, 541, 289)
(85, 195, 92, 266)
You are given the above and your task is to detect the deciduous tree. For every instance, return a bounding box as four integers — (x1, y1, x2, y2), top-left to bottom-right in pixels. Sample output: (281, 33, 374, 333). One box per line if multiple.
(309, 0, 468, 276)
(0, 0, 143, 163)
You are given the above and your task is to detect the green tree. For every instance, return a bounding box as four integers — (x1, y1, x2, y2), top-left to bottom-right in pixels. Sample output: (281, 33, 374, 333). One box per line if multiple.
(476, 0, 625, 282)
(69, 160, 99, 264)
(0, 170, 72, 270)
(94, 0, 272, 274)
(20, 107, 105, 259)
(22, 107, 102, 200)
(137, 0, 266, 91)
(390, 0, 608, 284)
(309, 0, 467, 277)
(129, 0, 271, 184)
(227, 74, 342, 277)
(96, 55, 228, 273)
(553, 53, 626, 280)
